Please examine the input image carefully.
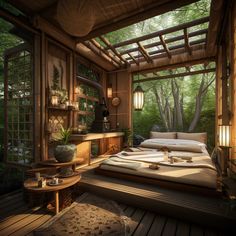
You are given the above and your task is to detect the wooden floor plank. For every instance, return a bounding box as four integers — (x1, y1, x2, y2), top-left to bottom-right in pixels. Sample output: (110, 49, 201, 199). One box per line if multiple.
(10, 214, 52, 236)
(147, 215, 167, 236)
(162, 218, 177, 236)
(128, 208, 145, 235)
(0, 191, 23, 206)
(0, 206, 42, 230)
(204, 228, 220, 236)
(0, 205, 29, 222)
(176, 221, 190, 236)
(0, 209, 47, 236)
(133, 211, 155, 236)
(124, 206, 136, 217)
(190, 225, 204, 236)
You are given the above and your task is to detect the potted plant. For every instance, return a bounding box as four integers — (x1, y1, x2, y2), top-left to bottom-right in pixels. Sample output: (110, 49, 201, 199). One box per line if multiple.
(54, 126, 77, 163)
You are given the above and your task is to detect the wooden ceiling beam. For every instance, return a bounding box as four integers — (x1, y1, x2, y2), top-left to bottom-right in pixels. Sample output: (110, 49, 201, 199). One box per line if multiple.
(137, 42, 153, 63)
(82, 41, 120, 68)
(120, 29, 207, 55)
(130, 47, 215, 74)
(159, 35, 171, 58)
(112, 16, 209, 48)
(184, 28, 192, 55)
(133, 68, 215, 83)
(206, 0, 224, 54)
(128, 53, 138, 65)
(76, 0, 200, 42)
(89, 39, 123, 66)
(99, 36, 128, 66)
(128, 38, 205, 62)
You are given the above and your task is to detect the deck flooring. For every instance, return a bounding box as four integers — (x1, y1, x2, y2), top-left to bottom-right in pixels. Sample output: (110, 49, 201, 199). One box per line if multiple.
(78, 165, 236, 232)
(0, 163, 235, 236)
(0, 190, 228, 236)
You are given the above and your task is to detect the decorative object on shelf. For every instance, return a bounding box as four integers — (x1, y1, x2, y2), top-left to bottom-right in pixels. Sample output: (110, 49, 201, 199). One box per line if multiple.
(107, 84, 113, 98)
(38, 177, 47, 188)
(122, 128, 132, 147)
(54, 125, 77, 163)
(50, 89, 68, 108)
(74, 101, 79, 109)
(111, 97, 121, 107)
(51, 95, 59, 106)
(35, 172, 41, 181)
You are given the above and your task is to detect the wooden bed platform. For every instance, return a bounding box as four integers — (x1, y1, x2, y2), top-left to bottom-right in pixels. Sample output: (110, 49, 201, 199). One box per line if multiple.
(0, 188, 229, 236)
(78, 165, 236, 232)
(95, 166, 221, 197)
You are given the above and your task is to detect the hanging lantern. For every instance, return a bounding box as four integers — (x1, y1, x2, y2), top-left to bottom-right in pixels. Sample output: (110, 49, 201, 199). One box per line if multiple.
(133, 85, 144, 111)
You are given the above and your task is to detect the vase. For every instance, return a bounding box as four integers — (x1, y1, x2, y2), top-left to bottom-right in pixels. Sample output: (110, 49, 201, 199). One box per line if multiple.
(54, 144, 77, 163)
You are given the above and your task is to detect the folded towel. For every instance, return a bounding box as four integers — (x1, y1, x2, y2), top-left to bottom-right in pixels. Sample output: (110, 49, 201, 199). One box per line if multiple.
(101, 157, 142, 170)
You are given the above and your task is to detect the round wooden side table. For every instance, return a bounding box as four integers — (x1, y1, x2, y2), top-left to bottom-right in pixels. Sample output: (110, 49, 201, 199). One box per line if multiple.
(24, 174, 81, 214)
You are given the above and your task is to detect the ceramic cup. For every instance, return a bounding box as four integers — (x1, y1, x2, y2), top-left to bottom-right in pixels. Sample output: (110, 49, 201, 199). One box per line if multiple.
(35, 172, 40, 181)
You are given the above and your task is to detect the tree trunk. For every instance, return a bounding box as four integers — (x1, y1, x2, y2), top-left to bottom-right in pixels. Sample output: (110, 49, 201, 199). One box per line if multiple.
(171, 79, 183, 130)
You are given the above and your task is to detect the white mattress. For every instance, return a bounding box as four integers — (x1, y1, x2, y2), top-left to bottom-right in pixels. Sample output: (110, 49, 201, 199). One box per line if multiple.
(99, 139, 217, 189)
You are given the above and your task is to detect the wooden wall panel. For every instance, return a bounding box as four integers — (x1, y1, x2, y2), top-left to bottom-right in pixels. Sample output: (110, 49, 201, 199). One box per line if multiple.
(231, 2, 236, 161)
(215, 47, 222, 146)
(107, 71, 131, 130)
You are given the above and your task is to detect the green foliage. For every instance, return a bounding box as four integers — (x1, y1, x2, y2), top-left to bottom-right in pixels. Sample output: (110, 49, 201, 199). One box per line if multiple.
(51, 65, 60, 90)
(122, 128, 133, 146)
(133, 69, 216, 150)
(58, 126, 71, 145)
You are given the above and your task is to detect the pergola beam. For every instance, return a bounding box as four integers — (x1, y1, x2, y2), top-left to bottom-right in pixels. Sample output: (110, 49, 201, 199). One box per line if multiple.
(128, 53, 139, 65)
(184, 28, 192, 55)
(76, 0, 200, 42)
(133, 68, 216, 83)
(99, 36, 128, 66)
(82, 41, 120, 68)
(89, 39, 123, 66)
(159, 35, 171, 58)
(112, 16, 209, 49)
(120, 29, 207, 55)
(130, 47, 215, 74)
(128, 38, 205, 62)
(137, 42, 153, 63)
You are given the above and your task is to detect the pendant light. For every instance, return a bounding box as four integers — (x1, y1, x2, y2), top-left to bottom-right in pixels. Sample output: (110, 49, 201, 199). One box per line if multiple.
(133, 51, 144, 111)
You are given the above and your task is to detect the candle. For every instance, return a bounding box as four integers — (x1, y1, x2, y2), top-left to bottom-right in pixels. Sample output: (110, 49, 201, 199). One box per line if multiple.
(51, 95, 59, 106)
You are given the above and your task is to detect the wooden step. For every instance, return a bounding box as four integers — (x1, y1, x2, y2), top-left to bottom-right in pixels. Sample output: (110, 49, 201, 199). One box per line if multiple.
(79, 172, 236, 230)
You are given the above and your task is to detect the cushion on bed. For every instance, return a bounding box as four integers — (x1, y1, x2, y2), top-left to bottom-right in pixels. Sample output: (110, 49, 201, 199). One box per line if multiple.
(177, 132, 207, 144)
(150, 131, 176, 139)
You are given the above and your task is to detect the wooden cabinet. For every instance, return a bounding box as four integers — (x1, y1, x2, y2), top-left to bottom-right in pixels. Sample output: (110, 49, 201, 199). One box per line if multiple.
(70, 132, 124, 165)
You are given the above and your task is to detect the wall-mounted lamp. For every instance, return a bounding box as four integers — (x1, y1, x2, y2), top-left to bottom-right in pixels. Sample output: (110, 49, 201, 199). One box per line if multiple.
(107, 84, 113, 99)
(219, 125, 231, 147)
(133, 85, 144, 111)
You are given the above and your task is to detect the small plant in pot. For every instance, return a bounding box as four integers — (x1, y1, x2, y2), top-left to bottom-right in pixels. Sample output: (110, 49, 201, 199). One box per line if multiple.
(54, 126, 77, 163)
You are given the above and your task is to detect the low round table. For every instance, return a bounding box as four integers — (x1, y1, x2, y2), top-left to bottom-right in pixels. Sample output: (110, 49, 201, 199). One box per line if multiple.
(24, 174, 81, 214)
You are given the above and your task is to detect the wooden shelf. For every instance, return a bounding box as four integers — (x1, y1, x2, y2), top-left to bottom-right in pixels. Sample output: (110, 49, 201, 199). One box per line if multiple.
(48, 106, 80, 112)
(76, 93, 99, 102)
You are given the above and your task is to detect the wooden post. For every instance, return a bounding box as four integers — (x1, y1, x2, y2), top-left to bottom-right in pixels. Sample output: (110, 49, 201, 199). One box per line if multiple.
(34, 35, 41, 163)
(41, 33, 47, 161)
(54, 191, 59, 214)
(3, 54, 8, 163)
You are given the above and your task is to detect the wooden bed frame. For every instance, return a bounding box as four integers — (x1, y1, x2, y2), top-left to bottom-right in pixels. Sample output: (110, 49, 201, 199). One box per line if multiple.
(95, 166, 222, 197)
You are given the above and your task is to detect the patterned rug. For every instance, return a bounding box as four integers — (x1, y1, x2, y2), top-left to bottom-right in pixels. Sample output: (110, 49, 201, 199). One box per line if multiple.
(34, 193, 130, 236)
